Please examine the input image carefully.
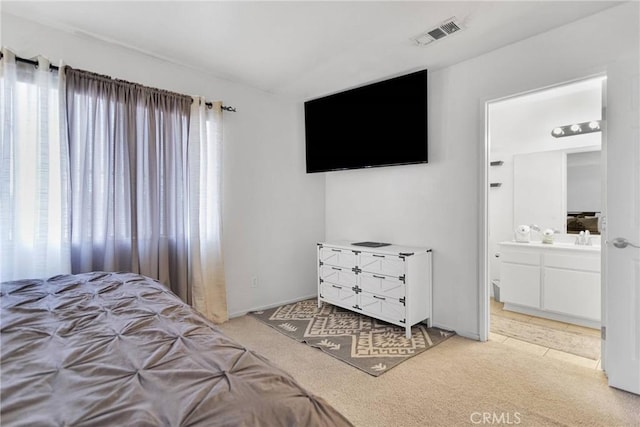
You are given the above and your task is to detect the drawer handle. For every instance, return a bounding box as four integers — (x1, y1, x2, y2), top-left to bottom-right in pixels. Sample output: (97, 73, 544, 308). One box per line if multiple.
(373, 295, 386, 301)
(372, 254, 385, 258)
(332, 285, 341, 289)
(331, 267, 342, 271)
(373, 274, 385, 279)
(331, 249, 342, 252)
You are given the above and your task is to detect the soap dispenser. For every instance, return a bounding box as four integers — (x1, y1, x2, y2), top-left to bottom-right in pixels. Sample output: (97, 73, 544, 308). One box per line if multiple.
(515, 225, 531, 243)
(542, 229, 555, 244)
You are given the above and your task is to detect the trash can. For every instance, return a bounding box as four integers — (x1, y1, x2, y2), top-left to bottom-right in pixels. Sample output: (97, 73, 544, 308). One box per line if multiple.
(492, 279, 501, 303)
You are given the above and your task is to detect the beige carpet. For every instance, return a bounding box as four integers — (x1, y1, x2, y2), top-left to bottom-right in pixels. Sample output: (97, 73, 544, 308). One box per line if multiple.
(249, 298, 454, 376)
(220, 315, 640, 427)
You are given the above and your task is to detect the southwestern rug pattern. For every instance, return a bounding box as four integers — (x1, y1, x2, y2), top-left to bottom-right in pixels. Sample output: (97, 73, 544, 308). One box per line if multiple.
(249, 298, 455, 376)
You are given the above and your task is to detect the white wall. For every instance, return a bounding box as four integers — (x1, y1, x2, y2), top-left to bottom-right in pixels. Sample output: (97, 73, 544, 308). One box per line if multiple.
(325, 2, 639, 338)
(490, 80, 603, 156)
(1, 13, 326, 318)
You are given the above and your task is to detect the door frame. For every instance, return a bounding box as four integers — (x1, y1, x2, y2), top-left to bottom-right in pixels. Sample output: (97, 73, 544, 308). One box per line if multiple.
(478, 74, 607, 348)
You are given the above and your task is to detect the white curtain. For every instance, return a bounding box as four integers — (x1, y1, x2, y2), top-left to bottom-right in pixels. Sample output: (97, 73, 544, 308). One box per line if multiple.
(0, 48, 71, 281)
(189, 98, 228, 323)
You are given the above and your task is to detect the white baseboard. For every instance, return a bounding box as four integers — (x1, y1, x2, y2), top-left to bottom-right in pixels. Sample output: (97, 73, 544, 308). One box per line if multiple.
(228, 293, 317, 319)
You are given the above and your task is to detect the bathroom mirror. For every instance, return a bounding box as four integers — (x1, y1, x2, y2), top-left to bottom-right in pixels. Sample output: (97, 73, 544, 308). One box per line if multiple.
(513, 151, 566, 234)
(513, 148, 601, 235)
(566, 150, 601, 235)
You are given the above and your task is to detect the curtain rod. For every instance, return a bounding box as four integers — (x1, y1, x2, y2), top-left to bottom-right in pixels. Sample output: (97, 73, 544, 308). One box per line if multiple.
(1, 52, 236, 112)
(7, 53, 60, 71)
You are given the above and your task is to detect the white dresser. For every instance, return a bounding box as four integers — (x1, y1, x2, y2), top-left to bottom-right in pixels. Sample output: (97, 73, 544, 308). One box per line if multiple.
(317, 241, 432, 338)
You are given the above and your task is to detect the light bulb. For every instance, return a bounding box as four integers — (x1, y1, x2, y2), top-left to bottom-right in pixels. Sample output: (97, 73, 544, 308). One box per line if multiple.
(552, 127, 564, 136)
(570, 124, 581, 132)
(588, 121, 600, 130)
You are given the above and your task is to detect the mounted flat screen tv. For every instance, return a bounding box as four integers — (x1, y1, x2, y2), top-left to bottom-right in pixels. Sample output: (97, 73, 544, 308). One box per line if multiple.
(304, 69, 428, 173)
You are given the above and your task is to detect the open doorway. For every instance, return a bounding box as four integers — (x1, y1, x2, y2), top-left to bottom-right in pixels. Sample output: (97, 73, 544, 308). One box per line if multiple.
(484, 76, 606, 369)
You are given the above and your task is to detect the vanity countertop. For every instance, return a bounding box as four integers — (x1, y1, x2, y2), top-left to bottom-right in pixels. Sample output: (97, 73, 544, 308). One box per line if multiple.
(499, 240, 601, 252)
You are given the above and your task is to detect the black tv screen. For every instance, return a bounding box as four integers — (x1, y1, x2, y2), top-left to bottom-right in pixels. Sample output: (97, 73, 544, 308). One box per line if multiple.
(304, 69, 428, 173)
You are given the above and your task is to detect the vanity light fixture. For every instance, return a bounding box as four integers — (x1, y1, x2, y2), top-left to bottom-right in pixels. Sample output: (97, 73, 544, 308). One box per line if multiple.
(551, 120, 603, 138)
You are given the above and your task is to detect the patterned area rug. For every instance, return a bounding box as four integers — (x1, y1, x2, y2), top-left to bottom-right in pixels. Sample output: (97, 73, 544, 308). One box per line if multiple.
(491, 315, 600, 360)
(249, 298, 454, 376)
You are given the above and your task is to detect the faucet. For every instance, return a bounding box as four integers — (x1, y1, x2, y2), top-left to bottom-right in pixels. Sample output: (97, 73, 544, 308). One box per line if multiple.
(575, 230, 592, 245)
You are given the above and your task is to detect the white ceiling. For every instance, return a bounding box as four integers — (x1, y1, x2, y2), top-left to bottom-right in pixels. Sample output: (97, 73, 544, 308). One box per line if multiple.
(2, 1, 621, 100)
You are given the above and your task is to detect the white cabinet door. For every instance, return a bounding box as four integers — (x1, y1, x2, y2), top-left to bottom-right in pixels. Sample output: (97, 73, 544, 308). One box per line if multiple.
(360, 252, 405, 277)
(359, 272, 405, 300)
(501, 263, 541, 308)
(543, 268, 600, 320)
(319, 247, 358, 269)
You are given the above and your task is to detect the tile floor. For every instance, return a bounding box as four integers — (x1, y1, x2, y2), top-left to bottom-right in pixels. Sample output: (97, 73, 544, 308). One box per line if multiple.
(489, 298, 602, 371)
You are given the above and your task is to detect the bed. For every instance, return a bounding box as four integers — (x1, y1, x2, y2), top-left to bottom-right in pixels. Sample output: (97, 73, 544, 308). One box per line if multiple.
(1, 272, 352, 426)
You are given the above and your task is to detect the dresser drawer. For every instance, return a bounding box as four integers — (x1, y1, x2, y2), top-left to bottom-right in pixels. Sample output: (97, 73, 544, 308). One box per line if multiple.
(359, 272, 405, 300)
(319, 282, 357, 308)
(359, 252, 405, 277)
(319, 246, 358, 269)
(319, 265, 357, 288)
(360, 291, 405, 323)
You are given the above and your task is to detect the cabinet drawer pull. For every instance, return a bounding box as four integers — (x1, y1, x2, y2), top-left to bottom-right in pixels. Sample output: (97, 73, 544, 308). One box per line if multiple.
(331, 249, 342, 252)
(372, 254, 385, 258)
(331, 267, 342, 271)
(373, 295, 386, 301)
(332, 285, 341, 289)
(372, 274, 385, 279)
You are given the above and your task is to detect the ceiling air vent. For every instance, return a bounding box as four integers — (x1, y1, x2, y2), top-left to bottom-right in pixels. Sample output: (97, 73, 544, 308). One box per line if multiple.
(412, 17, 464, 46)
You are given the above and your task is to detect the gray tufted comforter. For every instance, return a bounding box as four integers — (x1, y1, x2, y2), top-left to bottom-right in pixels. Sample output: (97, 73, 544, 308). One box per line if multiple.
(0, 272, 352, 426)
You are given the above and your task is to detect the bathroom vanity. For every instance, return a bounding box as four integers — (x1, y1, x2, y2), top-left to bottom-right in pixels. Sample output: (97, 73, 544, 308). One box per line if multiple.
(498, 240, 600, 328)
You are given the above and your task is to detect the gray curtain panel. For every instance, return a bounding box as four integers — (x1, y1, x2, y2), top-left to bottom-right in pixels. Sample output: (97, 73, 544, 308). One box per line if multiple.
(65, 67, 192, 303)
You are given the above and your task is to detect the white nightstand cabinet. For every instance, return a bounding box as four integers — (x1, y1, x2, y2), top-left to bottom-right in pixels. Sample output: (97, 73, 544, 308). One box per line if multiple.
(317, 241, 432, 339)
